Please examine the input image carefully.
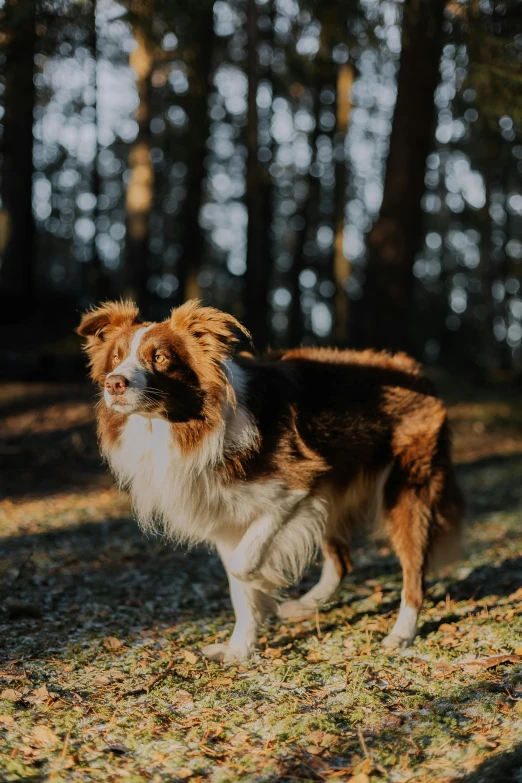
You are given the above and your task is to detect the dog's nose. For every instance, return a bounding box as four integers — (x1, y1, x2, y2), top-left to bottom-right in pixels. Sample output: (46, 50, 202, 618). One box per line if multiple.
(105, 374, 129, 396)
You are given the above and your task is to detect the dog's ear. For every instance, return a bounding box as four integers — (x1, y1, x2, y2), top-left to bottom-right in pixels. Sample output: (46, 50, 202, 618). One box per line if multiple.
(77, 301, 142, 382)
(77, 300, 141, 342)
(171, 300, 252, 360)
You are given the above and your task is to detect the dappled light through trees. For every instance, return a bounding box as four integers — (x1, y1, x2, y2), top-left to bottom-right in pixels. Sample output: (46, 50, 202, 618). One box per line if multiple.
(0, 0, 521, 373)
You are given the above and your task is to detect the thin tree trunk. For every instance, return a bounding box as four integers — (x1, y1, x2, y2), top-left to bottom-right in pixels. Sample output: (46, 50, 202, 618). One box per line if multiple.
(86, 0, 111, 301)
(125, 29, 154, 308)
(288, 84, 322, 346)
(0, 0, 37, 295)
(332, 63, 353, 342)
(243, 0, 272, 350)
(351, 0, 445, 352)
(175, 6, 215, 305)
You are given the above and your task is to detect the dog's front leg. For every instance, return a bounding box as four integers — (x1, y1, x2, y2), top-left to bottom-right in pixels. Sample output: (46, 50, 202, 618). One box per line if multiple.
(201, 543, 275, 663)
(226, 499, 305, 587)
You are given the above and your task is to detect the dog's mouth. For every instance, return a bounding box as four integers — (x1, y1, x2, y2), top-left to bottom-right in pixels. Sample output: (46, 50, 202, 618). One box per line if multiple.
(104, 388, 142, 414)
(106, 394, 132, 413)
(104, 387, 167, 418)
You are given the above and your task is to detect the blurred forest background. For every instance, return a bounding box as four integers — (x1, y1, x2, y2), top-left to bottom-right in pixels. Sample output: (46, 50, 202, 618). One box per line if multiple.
(1, 0, 522, 379)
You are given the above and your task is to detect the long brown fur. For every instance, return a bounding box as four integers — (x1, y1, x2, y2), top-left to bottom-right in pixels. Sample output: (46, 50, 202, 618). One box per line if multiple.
(78, 300, 464, 658)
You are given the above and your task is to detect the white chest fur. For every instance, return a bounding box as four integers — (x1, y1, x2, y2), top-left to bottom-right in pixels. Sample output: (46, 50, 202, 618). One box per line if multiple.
(105, 413, 294, 546)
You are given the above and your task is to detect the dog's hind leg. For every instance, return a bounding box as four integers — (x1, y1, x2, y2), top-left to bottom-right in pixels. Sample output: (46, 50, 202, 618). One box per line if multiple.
(382, 414, 464, 649)
(277, 540, 351, 620)
(381, 485, 431, 649)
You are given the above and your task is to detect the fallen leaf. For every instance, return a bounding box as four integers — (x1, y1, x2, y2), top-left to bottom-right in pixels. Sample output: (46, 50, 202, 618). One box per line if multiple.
(515, 647, 522, 656)
(62, 755, 79, 769)
(104, 637, 123, 650)
(263, 647, 283, 659)
(92, 675, 111, 687)
(0, 669, 29, 681)
(31, 725, 60, 746)
(206, 725, 224, 740)
(348, 774, 371, 783)
(441, 635, 459, 648)
(211, 677, 232, 687)
(182, 650, 198, 665)
(175, 689, 194, 704)
(1, 689, 22, 702)
(462, 654, 522, 671)
(381, 713, 403, 729)
(28, 685, 50, 704)
(439, 623, 458, 635)
(19, 744, 39, 758)
(306, 745, 324, 755)
(0, 714, 15, 726)
(176, 769, 193, 779)
(320, 733, 338, 748)
(107, 669, 125, 680)
(306, 649, 326, 662)
(433, 663, 456, 678)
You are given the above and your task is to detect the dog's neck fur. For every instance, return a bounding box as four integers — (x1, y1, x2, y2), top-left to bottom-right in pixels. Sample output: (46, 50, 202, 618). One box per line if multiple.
(102, 360, 264, 542)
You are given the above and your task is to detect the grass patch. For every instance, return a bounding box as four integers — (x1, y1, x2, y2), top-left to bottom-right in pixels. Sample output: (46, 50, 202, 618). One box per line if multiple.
(1, 382, 522, 781)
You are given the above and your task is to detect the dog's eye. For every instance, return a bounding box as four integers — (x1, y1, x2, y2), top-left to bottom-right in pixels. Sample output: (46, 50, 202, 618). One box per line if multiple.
(154, 353, 167, 365)
(112, 354, 119, 366)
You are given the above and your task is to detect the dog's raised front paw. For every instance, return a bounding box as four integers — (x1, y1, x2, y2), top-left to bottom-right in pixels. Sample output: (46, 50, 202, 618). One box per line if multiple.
(228, 567, 274, 593)
(200, 642, 254, 663)
(277, 599, 317, 621)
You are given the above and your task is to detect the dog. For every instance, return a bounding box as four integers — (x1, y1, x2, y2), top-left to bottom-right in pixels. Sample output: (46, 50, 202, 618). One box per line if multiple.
(78, 299, 463, 662)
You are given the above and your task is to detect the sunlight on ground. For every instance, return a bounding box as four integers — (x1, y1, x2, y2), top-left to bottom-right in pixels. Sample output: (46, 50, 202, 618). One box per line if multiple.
(1, 383, 522, 782)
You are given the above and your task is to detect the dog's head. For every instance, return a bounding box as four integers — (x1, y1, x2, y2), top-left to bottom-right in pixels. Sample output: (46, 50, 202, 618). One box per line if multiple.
(77, 299, 249, 423)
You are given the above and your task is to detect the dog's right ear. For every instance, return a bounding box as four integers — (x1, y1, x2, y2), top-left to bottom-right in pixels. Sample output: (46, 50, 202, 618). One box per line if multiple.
(77, 300, 141, 342)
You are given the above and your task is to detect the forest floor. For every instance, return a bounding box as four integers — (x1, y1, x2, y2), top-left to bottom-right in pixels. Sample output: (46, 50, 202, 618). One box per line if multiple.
(1, 376, 522, 783)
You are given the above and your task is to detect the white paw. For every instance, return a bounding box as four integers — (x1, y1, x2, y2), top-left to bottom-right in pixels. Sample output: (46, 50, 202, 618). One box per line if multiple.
(200, 642, 254, 663)
(381, 633, 414, 649)
(277, 599, 317, 621)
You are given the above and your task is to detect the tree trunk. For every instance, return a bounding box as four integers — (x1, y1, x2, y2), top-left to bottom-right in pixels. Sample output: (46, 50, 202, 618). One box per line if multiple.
(175, 6, 215, 305)
(332, 63, 353, 342)
(351, 0, 445, 353)
(125, 29, 154, 309)
(85, 0, 111, 302)
(243, 0, 272, 350)
(0, 0, 37, 295)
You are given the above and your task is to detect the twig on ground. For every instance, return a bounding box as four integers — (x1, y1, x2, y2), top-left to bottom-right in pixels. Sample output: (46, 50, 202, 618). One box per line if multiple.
(116, 658, 176, 701)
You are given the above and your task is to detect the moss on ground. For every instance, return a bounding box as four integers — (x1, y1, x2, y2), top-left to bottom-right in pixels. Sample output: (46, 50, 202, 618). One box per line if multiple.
(1, 382, 522, 782)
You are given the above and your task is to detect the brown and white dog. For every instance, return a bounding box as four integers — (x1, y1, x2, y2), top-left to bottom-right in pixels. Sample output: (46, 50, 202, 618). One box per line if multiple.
(78, 299, 463, 662)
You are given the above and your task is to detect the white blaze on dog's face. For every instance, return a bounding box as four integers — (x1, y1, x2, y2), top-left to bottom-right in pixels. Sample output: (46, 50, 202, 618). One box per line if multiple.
(77, 299, 249, 424)
(104, 325, 152, 413)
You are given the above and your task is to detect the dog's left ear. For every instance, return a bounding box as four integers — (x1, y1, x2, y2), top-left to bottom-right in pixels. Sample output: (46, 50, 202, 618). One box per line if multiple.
(171, 300, 252, 360)
(77, 300, 141, 341)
